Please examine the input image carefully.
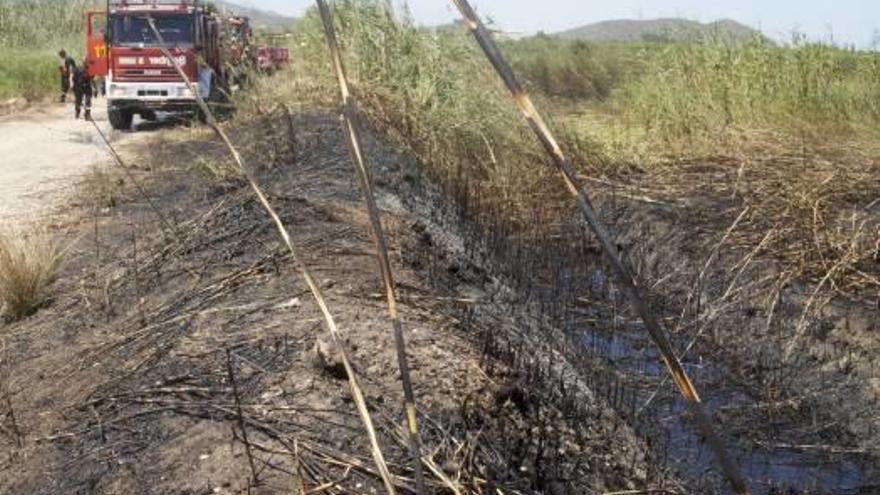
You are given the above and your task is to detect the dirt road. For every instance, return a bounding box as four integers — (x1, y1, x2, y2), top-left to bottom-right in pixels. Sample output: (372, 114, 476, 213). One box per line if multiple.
(0, 102, 145, 220)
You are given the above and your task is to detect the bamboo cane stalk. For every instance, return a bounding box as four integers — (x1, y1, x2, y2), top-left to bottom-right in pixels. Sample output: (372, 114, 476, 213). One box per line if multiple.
(447, 1, 751, 493)
(146, 17, 398, 495)
(314, 1, 426, 493)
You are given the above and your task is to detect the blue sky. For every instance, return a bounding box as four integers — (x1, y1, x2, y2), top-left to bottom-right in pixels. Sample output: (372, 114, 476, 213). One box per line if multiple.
(240, 0, 879, 47)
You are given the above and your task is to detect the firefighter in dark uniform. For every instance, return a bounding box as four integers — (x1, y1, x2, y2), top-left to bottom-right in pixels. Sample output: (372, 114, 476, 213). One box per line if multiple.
(72, 62, 93, 120)
(58, 50, 76, 103)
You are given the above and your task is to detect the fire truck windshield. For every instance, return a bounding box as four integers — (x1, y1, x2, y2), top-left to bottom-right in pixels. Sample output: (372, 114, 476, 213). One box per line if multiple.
(111, 14, 193, 46)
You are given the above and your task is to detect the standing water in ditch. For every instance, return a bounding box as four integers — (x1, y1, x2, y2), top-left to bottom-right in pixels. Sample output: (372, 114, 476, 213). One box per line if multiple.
(546, 266, 877, 494)
(386, 154, 877, 494)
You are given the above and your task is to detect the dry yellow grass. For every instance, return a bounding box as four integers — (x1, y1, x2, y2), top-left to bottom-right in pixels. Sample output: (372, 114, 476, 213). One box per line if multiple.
(0, 223, 63, 320)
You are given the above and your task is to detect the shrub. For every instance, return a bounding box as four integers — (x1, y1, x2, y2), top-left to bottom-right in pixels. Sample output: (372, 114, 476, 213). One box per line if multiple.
(0, 224, 63, 320)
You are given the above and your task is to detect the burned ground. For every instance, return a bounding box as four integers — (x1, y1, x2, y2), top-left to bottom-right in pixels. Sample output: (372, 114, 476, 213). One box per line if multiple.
(1, 104, 878, 494)
(0, 111, 675, 494)
(364, 113, 880, 492)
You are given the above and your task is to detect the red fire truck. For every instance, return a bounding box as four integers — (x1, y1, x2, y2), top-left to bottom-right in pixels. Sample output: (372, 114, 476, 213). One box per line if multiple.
(85, 1, 244, 130)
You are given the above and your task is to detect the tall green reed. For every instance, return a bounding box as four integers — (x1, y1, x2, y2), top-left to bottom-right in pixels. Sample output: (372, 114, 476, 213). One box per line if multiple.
(621, 36, 880, 144)
(0, 0, 97, 100)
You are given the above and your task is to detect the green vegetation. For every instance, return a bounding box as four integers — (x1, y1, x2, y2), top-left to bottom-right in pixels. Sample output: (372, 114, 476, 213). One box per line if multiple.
(0, 0, 93, 101)
(240, 1, 601, 225)
(620, 38, 880, 147)
(503, 35, 635, 100)
(0, 0, 89, 49)
(0, 50, 59, 100)
(503, 34, 880, 158)
(271, 2, 880, 167)
(255, 0, 877, 295)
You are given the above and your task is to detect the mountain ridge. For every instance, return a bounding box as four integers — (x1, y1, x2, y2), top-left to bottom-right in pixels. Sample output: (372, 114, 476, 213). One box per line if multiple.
(555, 17, 764, 43)
(213, 0, 297, 30)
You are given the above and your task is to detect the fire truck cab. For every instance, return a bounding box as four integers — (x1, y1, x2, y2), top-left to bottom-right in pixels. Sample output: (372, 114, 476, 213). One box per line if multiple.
(87, 1, 231, 130)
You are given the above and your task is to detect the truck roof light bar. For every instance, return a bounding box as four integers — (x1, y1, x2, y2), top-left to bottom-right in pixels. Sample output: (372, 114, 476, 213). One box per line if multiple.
(108, 0, 191, 9)
(109, 0, 189, 4)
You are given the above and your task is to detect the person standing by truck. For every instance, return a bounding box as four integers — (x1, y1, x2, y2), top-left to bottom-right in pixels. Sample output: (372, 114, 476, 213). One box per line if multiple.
(58, 50, 76, 103)
(72, 61, 94, 120)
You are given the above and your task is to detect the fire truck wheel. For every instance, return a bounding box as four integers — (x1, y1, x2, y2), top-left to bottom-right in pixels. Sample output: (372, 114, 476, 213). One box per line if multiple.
(108, 108, 133, 131)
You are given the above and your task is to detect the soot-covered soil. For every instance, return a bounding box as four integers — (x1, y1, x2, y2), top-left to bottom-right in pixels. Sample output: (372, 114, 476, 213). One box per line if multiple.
(0, 111, 675, 494)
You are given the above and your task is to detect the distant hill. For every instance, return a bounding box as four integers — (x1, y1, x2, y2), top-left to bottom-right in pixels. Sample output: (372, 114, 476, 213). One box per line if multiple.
(213, 1, 297, 31)
(555, 18, 764, 43)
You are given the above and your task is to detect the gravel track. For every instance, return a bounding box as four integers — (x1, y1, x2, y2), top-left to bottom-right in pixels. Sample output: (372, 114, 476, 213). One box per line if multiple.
(0, 102, 149, 220)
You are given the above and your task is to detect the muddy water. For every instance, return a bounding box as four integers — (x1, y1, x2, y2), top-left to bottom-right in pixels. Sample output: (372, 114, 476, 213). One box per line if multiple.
(587, 327, 869, 493)
(380, 150, 877, 494)
(557, 270, 876, 494)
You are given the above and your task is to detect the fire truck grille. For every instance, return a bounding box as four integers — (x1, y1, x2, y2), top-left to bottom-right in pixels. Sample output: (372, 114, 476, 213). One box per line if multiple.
(116, 68, 183, 82)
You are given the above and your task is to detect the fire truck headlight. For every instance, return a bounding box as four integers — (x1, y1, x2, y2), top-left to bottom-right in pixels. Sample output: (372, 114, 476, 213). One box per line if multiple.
(108, 84, 127, 98)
